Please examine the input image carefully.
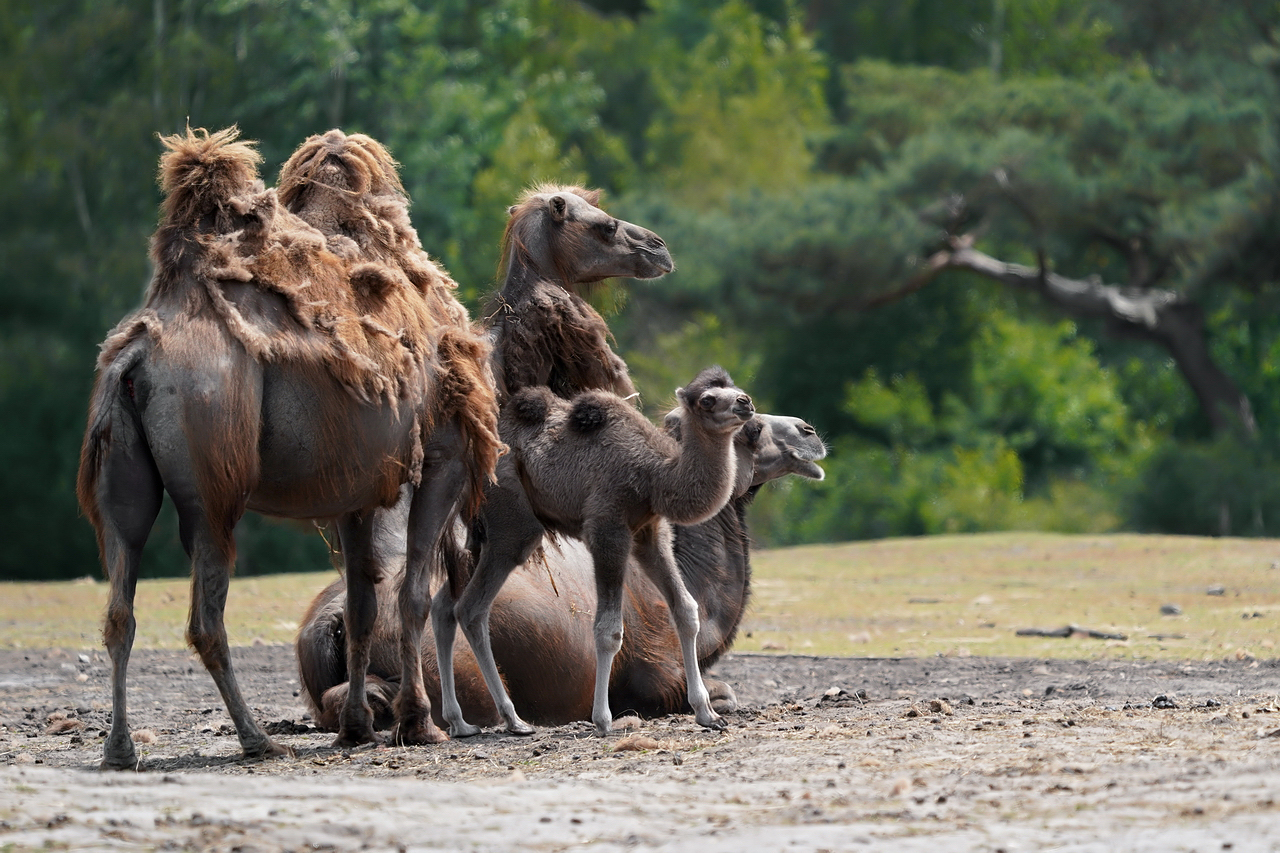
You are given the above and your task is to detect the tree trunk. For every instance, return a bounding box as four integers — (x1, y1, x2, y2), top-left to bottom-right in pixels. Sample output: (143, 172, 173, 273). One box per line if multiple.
(913, 238, 1256, 437)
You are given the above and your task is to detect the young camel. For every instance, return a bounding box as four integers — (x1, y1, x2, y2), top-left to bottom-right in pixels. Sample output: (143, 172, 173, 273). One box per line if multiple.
(440, 366, 754, 737)
(294, 412, 827, 729)
(76, 128, 500, 768)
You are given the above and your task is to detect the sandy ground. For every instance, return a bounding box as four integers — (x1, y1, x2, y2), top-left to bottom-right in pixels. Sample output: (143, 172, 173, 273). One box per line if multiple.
(3, 646, 1280, 851)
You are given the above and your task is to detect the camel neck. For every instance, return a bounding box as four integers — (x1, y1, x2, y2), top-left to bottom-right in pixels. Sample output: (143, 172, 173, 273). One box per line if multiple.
(657, 414, 736, 526)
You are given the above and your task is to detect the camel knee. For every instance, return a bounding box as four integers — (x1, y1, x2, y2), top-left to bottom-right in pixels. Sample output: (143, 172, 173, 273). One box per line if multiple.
(102, 605, 135, 650)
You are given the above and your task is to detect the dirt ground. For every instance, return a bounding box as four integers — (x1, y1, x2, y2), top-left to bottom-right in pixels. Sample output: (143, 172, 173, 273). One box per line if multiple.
(3, 646, 1280, 851)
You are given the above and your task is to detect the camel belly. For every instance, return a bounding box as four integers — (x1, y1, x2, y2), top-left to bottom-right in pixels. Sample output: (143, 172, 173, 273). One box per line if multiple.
(249, 365, 420, 518)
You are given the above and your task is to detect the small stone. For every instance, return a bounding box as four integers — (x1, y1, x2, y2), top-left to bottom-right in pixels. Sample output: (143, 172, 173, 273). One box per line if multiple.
(1160, 604, 1183, 616)
(929, 699, 953, 716)
(1207, 585, 1226, 596)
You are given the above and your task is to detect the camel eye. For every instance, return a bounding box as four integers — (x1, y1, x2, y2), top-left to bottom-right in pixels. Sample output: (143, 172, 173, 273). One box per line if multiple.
(698, 394, 715, 410)
(599, 219, 618, 239)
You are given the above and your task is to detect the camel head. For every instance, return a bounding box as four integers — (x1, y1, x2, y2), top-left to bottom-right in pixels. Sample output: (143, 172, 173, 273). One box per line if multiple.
(751, 415, 827, 484)
(665, 410, 827, 490)
(674, 366, 754, 436)
(503, 184, 674, 291)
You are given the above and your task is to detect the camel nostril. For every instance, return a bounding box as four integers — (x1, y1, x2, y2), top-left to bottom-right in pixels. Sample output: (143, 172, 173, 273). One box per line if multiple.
(737, 395, 751, 407)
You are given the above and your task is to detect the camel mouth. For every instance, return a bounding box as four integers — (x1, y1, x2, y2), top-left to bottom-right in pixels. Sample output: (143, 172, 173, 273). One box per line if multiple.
(792, 456, 826, 480)
(633, 246, 675, 279)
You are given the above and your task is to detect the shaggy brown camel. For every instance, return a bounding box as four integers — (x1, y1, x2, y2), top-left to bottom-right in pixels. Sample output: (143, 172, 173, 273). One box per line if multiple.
(486, 184, 672, 402)
(439, 366, 754, 737)
(76, 127, 501, 769)
(294, 413, 826, 729)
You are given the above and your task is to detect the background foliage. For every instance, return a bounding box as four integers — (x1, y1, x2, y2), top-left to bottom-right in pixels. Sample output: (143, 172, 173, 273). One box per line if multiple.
(5, 0, 1280, 579)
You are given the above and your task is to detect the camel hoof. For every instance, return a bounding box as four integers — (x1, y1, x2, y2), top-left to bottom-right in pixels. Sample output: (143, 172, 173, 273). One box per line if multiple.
(100, 751, 139, 772)
(392, 721, 449, 746)
(448, 721, 483, 739)
(696, 713, 727, 731)
(333, 727, 384, 749)
(505, 720, 535, 737)
(101, 735, 139, 771)
(244, 738, 294, 761)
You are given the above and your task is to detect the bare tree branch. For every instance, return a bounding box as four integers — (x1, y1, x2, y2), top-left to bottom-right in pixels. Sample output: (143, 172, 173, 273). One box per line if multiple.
(921, 237, 1257, 437)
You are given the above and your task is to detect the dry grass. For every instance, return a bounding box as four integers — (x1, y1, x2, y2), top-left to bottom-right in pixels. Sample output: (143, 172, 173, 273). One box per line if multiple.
(2, 532, 1278, 660)
(743, 532, 1280, 660)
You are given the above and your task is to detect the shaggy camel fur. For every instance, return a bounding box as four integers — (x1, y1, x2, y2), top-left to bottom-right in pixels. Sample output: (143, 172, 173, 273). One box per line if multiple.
(439, 366, 754, 737)
(76, 127, 500, 768)
(294, 413, 827, 729)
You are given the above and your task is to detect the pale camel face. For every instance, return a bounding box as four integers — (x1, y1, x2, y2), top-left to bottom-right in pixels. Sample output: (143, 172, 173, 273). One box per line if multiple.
(679, 383, 755, 435)
(752, 415, 827, 484)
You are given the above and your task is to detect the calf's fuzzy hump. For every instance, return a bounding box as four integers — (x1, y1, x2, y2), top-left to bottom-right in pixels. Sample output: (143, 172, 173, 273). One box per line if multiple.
(568, 397, 610, 434)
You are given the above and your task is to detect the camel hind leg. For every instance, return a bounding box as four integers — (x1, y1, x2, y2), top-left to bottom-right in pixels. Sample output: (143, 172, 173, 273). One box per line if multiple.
(92, 406, 164, 770)
(631, 522, 725, 731)
(179, 504, 291, 761)
(450, 472, 544, 736)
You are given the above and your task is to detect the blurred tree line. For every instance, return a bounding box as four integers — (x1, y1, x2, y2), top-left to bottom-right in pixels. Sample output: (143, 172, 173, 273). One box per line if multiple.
(4, 0, 1280, 579)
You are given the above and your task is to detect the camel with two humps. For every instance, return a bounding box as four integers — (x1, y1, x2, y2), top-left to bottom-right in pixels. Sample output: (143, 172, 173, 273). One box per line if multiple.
(76, 127, 501, 768)
(295, 412, 826, 729)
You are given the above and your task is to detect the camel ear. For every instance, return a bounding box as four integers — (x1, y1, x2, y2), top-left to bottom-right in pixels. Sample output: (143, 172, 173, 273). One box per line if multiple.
(548, 195, 568, 222)
(507, 205, 517, 217)
(663, 409, 683, 440)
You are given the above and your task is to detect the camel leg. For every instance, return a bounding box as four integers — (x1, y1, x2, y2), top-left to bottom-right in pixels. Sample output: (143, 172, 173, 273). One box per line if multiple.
(94, 414, 164, 770)
(632, 522, 725, 731)
(332, 511, 390, 747)
(453, 476, 543, 736)
(183, 512, 293, 761)
(585, 518, 634, 736)
(431, 579, 484, 737)
(391, 448, 467, 746)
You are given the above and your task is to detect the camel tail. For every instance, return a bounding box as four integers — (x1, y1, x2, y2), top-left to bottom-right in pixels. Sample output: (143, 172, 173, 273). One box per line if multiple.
(76, 319, 156, 565)
(435, 329, 504, 522)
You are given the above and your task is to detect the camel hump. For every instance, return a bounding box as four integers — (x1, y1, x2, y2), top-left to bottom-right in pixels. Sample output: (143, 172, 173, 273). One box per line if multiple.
(277, 129, 405, 219)
(157, 126, 262, 228)
(568, 392, 612, 434)
(508, 387, 553, 425)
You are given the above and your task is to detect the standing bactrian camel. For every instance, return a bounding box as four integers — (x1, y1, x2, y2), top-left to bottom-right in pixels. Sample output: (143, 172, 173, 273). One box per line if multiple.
(440, 366, 754, 737)
(294, 412, 827, 729)
(76, 127, 500, 768)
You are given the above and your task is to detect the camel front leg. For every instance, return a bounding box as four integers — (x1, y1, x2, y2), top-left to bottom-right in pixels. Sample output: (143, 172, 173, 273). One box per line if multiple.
(632, 522, 725, 731)
(585, 519, 634, 736)
(334, 512, 384, 747)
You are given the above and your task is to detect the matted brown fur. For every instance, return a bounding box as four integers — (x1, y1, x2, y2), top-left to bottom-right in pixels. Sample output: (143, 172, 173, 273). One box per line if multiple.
(277, 129, 501, 515)
(487, 184, 634, 401)
(78, 126, 501, 557)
